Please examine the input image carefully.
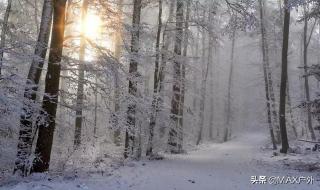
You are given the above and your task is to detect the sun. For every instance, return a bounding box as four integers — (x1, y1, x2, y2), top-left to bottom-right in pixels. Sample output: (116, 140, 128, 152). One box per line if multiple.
(77, 11, 113, 55)
(83, 13, 101, 39)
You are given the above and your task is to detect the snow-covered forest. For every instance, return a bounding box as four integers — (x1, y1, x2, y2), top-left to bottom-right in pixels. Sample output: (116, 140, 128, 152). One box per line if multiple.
(1, 0, 320, 189)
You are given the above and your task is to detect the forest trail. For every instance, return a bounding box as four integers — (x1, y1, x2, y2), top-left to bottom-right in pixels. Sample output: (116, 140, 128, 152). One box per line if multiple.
(2, 132, 320, 190)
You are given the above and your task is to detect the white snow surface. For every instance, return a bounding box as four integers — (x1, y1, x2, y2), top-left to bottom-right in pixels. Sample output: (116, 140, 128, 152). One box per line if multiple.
(1, 132, 320, 190)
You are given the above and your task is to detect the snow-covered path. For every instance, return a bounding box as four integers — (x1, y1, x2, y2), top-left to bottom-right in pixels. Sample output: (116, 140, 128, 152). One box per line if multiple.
(2, 132, 320, 190)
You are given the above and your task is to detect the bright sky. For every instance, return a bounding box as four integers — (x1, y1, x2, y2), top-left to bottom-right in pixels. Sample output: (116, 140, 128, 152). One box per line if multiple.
(84, 14, 102, 40)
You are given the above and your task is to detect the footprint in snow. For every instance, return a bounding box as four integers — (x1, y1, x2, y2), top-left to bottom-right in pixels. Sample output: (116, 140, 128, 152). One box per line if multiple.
(76, 183, 89, 189)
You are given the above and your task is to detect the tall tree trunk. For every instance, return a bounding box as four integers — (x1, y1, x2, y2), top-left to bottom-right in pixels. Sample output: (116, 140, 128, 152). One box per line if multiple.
(278, 0, 283, 21)
(287, 82, 298, 137)
(268, 64, 281, 143)
(32, 0, 67, 173)
(196, 8, 208, 145)
(0, 0, 12, 75)
(157, 0, 175, 138)
(224, 25, 236, 142)
(34, 0, 40, 34)
(193, 3, 200, 133)
(196, 32, 210, 145)
(177, 0, 190, 149)
(274, 0, 292, 143)
(299, 34, 307, 137)
(146, 0, 163, 156)
(94, 75, 98, 137)
(74, 0, 89, 149)
(207, 3, 215, 141)
(279, 0, 290, 153)
(113, 0, 124, 146)
(14, 0, 53, 176)
(193, 29, 199, 115)
(303, 5, 316, 140)
(278, 0, 297, 140)
(168, 0, 184, 153)
(258, 0, 277, 150)
(278, 0, 296, 140)
(124, 0, 142, 159)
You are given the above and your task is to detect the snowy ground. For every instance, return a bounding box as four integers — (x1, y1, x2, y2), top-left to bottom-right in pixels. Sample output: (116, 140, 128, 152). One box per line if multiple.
(1, 132, 320, 190)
